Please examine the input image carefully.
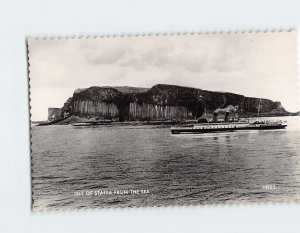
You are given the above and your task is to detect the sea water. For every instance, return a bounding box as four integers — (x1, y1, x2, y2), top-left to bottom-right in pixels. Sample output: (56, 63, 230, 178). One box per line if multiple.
(31, 116, 300, 210)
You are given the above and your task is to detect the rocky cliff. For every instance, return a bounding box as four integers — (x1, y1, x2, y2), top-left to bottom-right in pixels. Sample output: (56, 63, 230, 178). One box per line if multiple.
(48, 108, 62, 121)
(60, 84, 289, 122)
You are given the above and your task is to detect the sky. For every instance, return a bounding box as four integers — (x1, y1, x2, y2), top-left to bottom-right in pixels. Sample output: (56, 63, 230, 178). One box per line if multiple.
(28, 31, 299, 121)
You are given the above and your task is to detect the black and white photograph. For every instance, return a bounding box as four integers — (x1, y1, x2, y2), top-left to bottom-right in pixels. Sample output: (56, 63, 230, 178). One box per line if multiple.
(28, 31, 300, 211)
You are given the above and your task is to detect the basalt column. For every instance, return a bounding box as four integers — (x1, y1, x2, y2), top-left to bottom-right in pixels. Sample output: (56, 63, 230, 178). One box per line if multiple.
(72, 100, 119, 118)
(181, 100, 204, 119)
(116, 102, 130, 122)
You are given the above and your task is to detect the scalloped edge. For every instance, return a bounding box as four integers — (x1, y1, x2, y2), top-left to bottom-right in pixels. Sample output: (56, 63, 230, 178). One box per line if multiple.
(27, 29, 300, 212)
(26, 28, 296, 41)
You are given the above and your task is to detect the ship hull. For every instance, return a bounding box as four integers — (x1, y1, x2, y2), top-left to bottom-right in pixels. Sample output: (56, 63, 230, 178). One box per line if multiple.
(171, 124, 287, 134)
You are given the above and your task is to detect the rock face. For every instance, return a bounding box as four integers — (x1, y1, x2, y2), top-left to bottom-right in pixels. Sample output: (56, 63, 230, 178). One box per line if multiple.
(48, 108, 62, 121)
(61, 84, 288, 122)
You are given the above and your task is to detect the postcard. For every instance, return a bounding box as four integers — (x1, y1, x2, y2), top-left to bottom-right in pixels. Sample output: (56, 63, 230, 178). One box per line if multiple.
(28, 31, 300, 211)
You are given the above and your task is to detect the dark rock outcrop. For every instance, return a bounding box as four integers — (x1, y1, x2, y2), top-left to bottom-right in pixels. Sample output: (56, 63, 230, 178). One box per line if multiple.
(48, 108, 62, 121)
(61, 84, 289, 122)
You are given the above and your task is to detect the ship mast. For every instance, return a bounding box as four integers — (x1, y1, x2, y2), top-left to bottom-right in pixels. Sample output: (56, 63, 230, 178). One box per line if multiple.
(195, 101, 198, 120)
(257, 99, 261, 121)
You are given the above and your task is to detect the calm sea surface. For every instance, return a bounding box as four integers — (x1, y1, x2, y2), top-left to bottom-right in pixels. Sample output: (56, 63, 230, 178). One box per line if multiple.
(32, 116, 300, 210)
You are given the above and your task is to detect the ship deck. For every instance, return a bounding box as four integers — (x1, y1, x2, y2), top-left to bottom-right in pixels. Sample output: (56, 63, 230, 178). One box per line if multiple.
(171, 122, 287, 134)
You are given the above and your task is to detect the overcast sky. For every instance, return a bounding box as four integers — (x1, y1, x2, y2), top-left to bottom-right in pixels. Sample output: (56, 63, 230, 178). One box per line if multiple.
(29, 31, 299, 121)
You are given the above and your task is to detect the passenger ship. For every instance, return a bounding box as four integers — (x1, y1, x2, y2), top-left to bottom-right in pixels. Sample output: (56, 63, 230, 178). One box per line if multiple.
(171, 101, 287, 134)
(170, 119, 287, 134)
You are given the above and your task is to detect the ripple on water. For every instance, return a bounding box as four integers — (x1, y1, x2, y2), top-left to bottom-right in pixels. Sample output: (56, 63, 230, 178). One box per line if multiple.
(31, 116, 300, 210)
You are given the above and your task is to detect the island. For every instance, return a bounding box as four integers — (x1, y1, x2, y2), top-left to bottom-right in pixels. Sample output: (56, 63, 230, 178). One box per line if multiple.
(40, 84, 296, 126)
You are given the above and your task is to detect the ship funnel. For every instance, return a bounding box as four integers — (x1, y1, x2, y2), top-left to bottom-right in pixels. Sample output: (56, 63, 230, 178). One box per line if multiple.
(225, 112, 230, 122)
(213, 112, 218, 122)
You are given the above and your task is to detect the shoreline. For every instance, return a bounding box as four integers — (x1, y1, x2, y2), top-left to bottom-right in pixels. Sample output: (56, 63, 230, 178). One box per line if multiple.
(34, 114, 299, 126)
